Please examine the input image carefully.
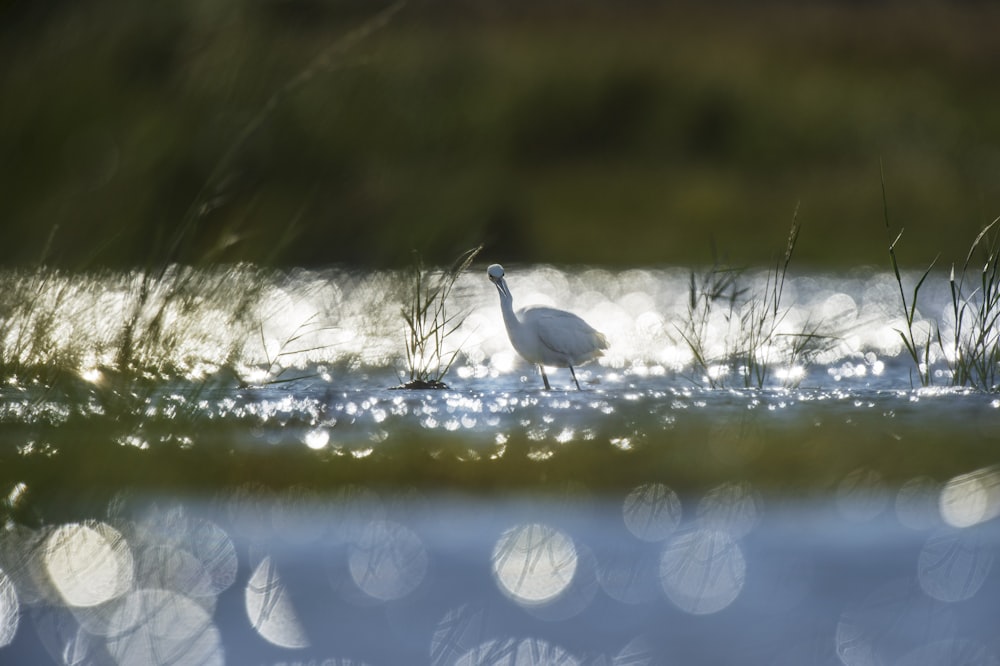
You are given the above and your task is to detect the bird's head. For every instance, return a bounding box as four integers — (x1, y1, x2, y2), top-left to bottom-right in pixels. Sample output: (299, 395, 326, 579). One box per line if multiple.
(487, 263, 510, 299)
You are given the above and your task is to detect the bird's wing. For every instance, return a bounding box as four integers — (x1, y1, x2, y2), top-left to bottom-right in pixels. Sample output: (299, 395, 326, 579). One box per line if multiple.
(521, 307, 607, 363)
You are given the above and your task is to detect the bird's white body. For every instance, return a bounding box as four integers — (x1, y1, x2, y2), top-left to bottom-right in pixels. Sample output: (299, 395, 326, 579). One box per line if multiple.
(488, 264, 607, 389)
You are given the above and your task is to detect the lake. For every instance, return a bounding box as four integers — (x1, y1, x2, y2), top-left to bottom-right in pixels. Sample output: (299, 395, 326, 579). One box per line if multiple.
(1, 264, 999, 665)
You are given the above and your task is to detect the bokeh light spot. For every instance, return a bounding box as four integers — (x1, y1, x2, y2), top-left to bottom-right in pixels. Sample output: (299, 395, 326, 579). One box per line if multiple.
(245, 556, 310, 649)
(107, 588, 223, 666)
(454, 637, 581, 666)
(836, 578, 957, 666)
(44, 521, 133, 608)
(696, 480, 762, 538)
(895, 477, 942, 530)
(917, 529, 994, 602)
(522, 544, 599, 622)
(836, 468, 889, 523)
(939, 467, 1000, 528)
(431, 604, 494, 666)
(303, 428, 330, 450)
(348, 520, 428, 601)
(659, 529, 746, 615)
(597, 547, 661, 605)
(492, 524, 578, 606)
(0, 568, 18, 648)
(622, 483, 682, 542)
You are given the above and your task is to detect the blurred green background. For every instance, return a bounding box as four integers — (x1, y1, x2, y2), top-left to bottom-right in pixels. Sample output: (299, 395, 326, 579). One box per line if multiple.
(2, 0, 999, 269)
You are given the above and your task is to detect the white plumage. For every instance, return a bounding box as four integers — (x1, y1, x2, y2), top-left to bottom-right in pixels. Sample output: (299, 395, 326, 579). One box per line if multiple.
(488, 263, 608, 390)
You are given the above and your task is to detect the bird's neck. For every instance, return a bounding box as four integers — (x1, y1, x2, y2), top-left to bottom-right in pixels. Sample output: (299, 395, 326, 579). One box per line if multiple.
(497, 283, 518, 325)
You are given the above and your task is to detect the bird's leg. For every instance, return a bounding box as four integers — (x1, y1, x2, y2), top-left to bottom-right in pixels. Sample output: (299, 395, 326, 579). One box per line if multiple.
(569, 365, 582, 390)
(539, 366, 552, 390)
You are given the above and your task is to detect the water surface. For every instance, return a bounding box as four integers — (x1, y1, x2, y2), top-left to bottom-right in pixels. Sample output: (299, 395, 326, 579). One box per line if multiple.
(2, 265, 999, 665)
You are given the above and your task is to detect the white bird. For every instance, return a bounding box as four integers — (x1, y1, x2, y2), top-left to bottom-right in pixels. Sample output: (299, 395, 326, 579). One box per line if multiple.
(488, 263, 608, 390)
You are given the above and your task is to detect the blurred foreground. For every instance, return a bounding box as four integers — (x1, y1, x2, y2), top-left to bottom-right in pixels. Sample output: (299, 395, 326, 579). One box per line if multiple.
(2, 477, 1000, 665)
(2, 0, 999, 267)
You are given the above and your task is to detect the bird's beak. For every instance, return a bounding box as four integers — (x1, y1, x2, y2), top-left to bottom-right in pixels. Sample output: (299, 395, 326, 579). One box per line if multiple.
(490, 275, 510, 298)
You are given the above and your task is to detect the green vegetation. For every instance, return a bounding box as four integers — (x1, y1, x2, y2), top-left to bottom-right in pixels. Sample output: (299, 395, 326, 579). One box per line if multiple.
(740, 216, 806, 388)
(2, 1, 999, 268)
(399, 244, 481, 388)
(675, 213, 830, 388)
(677, 260, 744, 388)
(0, 267, 78, 384)
(886, 205, 1000, 391)
(0, 265, 267, 406)
(883, 156, 1000, 391)
(883, 164, 938, 388)
(252, 312, 332, 386)
(945, 220, 1000, 389)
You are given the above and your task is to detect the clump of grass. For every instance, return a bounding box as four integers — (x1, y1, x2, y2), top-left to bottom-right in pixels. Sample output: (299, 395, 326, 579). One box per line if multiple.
(886, 218, 1000, 390)
(882, 164, 938, 387)
(398, 244, 482, 389)
(740, 212, 809, 388)
(883, 162, 1000, 390)
(675, 213, 829, 388)
(244, 312, 336, 387)
(0, 228, 86, 385)
(945, 217, 1000, 389)
(676, 260, 745, 389)
(0, 269, 76, 384)
(112, 264, 266, 380)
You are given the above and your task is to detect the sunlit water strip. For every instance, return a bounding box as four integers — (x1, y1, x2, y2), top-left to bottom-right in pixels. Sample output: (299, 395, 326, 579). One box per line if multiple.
(5, 380, 1000, 452)
(0, 264, 974, 388)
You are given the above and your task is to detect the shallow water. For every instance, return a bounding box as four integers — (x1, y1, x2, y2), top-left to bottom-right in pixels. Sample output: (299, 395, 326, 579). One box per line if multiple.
(2, 265, 1000, 665)
(0, 264, 964, 385)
